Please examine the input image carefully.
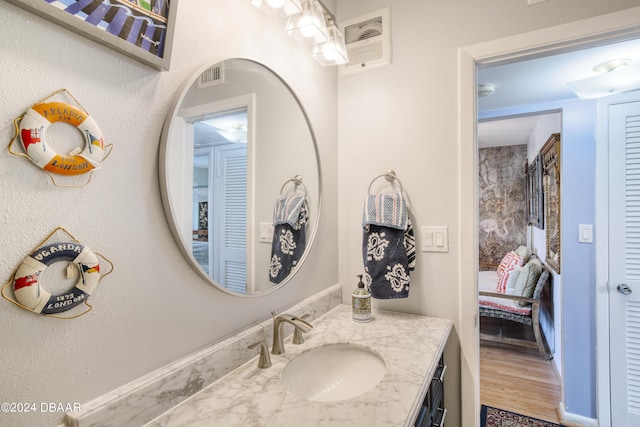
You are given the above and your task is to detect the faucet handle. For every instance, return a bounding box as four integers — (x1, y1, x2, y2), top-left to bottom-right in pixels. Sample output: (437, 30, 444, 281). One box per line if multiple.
(292, 314, 312, 345)
(248, 339, 272, 369)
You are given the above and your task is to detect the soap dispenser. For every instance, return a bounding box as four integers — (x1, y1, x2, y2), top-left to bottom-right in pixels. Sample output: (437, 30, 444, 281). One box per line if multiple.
(352, 274, 372, 322)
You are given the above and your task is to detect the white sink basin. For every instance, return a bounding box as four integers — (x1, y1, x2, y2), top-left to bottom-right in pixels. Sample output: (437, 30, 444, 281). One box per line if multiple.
(282, 343, 386, 402)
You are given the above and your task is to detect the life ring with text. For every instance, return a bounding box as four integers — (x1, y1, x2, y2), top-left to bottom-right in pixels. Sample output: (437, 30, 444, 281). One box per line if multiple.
(13, 242, 101, 314)
(18, 102, 105, 176)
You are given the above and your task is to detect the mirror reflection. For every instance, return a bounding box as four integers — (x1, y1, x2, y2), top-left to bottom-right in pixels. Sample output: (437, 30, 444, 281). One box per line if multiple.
(160, 58, 321, 296)
(192, 109, 248, 292)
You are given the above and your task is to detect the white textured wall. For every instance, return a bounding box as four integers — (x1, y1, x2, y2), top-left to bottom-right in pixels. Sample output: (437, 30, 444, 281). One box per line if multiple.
(0, 1, 338, 426)
(337, 1, 640, 426)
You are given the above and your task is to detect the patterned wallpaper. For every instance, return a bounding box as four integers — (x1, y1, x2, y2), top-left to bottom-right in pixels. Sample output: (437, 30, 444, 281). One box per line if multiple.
(478, 145, 528, 270)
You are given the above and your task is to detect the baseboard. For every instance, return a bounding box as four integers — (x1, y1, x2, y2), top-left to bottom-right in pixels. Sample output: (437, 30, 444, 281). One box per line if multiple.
(556, 402, 598, 427)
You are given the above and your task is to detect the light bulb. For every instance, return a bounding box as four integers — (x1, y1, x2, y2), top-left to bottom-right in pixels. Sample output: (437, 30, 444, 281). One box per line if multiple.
(299, 15, 317, 38)
(322, 42, 338, 61)
(267, 0, 286, 8)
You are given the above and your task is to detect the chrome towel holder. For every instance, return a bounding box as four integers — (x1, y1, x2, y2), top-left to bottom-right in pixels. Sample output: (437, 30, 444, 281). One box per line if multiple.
(280, 175, 307, 198)
(367, 169, 404, 194)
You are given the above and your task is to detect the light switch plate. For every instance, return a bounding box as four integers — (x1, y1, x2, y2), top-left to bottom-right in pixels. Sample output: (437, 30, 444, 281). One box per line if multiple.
(259, 222, 274, 243)
(421, 226, 449, 252)
(578, 224, 593, 243)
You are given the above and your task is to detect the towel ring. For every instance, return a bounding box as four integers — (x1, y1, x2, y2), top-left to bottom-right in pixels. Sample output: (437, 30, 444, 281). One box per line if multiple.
(368, 169, 404, 195)
(280, 175, 307, 198)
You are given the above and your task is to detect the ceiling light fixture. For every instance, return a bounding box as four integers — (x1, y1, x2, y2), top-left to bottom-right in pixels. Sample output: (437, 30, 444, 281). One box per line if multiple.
(250, 0, 348, 67)
(592, 58, 631, 74)
(567, 58, 640, 99)
(478, 83, 495, 98)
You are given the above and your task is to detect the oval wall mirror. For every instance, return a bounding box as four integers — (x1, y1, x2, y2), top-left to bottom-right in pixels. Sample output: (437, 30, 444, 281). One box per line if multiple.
(159, 58, 322, 296)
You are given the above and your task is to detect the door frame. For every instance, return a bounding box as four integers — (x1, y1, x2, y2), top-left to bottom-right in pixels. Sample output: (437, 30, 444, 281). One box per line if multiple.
(178, 94, 256, 291)
(458, 7, 640, 427)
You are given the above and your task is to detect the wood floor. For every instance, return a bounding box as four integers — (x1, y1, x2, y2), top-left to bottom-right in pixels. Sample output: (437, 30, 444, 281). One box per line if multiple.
(480, 344, 562, 424)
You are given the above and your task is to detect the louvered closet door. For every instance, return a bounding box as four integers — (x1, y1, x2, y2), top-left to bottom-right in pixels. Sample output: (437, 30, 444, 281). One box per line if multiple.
(610, 100, 640, 426)
(213, 145, 247, 293)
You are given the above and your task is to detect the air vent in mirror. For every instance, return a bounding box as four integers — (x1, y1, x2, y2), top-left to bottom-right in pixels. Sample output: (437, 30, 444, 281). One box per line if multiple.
(198, 63, 224, 89)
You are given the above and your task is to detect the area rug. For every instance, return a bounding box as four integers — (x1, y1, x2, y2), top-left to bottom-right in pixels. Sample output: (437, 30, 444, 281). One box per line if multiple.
(481, 405, 564, 427)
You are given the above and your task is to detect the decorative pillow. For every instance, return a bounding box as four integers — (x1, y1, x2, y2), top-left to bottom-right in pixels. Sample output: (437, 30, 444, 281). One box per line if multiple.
(497, 265, 522, 294)
(514, 245, 532, 264)
(511, 259, 543, 306)
(496, 251, 524, 291)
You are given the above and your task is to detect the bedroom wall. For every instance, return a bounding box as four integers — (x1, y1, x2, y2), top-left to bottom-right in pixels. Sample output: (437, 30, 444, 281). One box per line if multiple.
(559, 99, 597, 416)
(527, 112, 562, 373)
(526, 105, 597, 417)
(0, 1, 338, 426)
(478, 145, 528, 270)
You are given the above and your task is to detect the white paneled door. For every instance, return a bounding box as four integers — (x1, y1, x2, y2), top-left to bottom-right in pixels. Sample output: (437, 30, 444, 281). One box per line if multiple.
(213, 144, 247, 294)
(610, 100, 640, 427)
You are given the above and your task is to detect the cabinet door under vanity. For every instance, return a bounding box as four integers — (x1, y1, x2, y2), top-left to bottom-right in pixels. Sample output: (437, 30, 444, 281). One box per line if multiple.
(414, 354, 446, 427)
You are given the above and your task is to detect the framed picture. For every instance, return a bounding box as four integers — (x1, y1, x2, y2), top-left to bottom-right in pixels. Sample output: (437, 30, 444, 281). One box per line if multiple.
(541, 133, 561, 274)
(5, 0, 177, 70)
(526, 153, 544, 229)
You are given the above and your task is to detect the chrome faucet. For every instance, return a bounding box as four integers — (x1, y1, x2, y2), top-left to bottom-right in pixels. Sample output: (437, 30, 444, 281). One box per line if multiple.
(292, 314, 311, 345)
(270, 310, 313, 355)
(248, 339, 272, 369)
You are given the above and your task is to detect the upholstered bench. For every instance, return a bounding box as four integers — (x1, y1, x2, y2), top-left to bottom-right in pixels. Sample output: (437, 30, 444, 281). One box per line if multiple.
(478, 253, 552, 360)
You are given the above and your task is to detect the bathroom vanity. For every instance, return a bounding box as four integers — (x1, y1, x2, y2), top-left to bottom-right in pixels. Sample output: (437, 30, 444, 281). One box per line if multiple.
(144, 304, 451, 427)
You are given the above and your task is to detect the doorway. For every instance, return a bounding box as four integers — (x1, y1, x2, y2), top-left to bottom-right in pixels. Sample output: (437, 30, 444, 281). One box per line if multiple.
(477, 111, 563, 423)
(192, 108, 249, 293)
(459, 8, 640, 427)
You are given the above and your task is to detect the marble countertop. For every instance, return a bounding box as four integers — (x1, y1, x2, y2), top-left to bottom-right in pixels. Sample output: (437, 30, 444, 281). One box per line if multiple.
(145, 304, 452, 427)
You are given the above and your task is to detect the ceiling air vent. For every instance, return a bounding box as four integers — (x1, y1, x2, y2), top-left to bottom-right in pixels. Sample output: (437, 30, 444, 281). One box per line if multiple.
(197, 63, 224, 89)
(339, 7, 392, 77)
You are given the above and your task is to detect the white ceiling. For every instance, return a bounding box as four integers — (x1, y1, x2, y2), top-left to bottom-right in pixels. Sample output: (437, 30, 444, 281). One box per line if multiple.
(477, 37, 640, 148)
(194, 110, 248, 147)
(477, 115, 540, 147)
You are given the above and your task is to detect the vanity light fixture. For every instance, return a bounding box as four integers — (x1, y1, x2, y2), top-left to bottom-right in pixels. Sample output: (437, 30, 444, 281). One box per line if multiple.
(567, 58, 640, 99)
(250, 0, 348, 66)
(285, 0, 329, 45)
(250, 0, 302, 18)
(312, 19, 349, 66)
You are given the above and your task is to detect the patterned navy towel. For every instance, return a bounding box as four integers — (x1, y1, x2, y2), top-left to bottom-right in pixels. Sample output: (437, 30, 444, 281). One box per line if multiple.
(363, 224, 409, 298)
(405, 217, 416, 271)
(363, 217, 415, 299)
(269, 198, 308, 284)
(362, 189, 415, 298)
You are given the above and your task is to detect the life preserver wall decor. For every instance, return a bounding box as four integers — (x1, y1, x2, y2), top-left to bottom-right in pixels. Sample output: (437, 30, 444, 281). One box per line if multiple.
(19, 101, 105, 175)
(2, 227, 113, 318)
(8, 89, 112, 186)
(12, 242, 101, 315)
